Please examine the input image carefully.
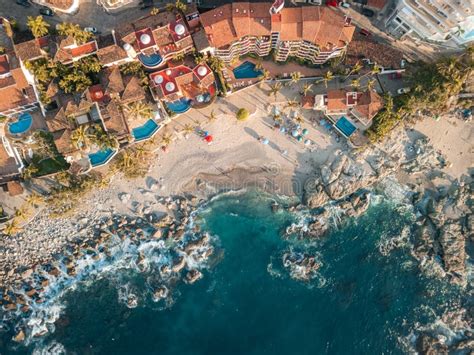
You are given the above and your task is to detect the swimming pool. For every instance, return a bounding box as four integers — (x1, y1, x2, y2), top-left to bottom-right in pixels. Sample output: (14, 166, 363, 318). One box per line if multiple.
(88, 148, 116, 167)
(8, 112, 33, 135)
(335, 116, 356, 137)
(166, 98, 192, 114)
(138, 53, 163, 68)
(132, 119, 160, 141)
(232, 61, 263, 79)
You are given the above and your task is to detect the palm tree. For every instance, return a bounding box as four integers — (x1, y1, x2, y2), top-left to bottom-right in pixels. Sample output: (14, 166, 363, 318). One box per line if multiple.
(290, 71, 302, 85)
(268, 82, 282, 101)
(27, 16, 49, 38)
(207, 109, 217, 124)
(71, 125, 95, 150)
(301, 83, 313, 96)
(123, 101, 153, 121)
(258, 69, 271, 88)
(165, 3, 175, 11)
(272, 113, 282, 124)
(294, 115, 304, 124)
(161, 133, 173, 147)
(26, 193, 44, 208)
(318, 71, 334, 88)
(285, 99, 299, 111)
(4, 220, 21, 236)
(344, 61, 363, 81)
(150, 7, 160, 15)
(181, 123, 194, 136)
(366, 79, 376, 91)
(21, 165, 39, 180)
(351, 78, 361, 91)
(14, 207, 28, 221)
(255, 59, 263, 71)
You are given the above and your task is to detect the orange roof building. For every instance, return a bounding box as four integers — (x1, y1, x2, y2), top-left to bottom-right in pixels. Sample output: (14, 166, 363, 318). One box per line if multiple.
(199, 3, 355, 65)
(316, 89, 383, 126)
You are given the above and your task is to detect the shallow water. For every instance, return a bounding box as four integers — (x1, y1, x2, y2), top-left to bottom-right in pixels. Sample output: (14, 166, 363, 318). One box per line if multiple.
(5, 190, 463, 354)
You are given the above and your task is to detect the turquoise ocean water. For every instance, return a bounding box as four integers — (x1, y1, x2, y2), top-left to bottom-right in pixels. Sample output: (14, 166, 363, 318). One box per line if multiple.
(5, 190, 463, 354)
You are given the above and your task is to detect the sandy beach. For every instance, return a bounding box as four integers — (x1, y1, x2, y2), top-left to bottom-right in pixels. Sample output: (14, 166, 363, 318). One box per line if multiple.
(0, 82, 472, 287)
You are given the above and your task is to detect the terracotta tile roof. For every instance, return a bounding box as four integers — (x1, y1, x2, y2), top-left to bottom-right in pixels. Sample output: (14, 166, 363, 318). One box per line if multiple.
(0, 68, 37, 114)
(367, 0, 386, 10)
(175, 71, 195, 87)
(0, 54, 10, 75)
(201, 4, 354, 50)
(326, 89, 347, 111)
(301, 94, 315, 109)
(192, 29, 211, 52)
(352, 90, 383, 122)
(199, 4, 237, 48)
(7, 181, 23, 196)
(14, 38, 46, 62)
(101, 66, 125, 95)
(70, 41, 97, 57)
(44, 0, 74, 10)
(45, 107, 71, 132)
(46, 81, 59, 98)
(0, 141, 20, 179)
(101, 100, 129, 137)
(52, 129, 76, 155)
(96, 44, 128, 66)
(121, 76, 145, 103)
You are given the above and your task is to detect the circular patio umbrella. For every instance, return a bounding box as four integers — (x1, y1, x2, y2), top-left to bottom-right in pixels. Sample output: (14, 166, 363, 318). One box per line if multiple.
(297, 136, 303, 142)
(279, 127, 286, 133)
(204, 135, 213, 143)
(304, 139, 311, 145)
(262, 138, 269, 145)
(302, 128, 309, 135)
(292, 130, 299, 137)
(296, 124, 301, 130)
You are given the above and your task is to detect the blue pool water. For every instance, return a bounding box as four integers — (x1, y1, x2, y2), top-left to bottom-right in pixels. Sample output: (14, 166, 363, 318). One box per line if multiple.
(88, 148, 116, 167)
(335, 116, 356, 137)
(138, 53, 163, 68)
(132, 119, 160, 141)
(233, 61, 263, 79)
(8, 112, 33, 135)
(166, 98, 192, 114)
(12, 190, 463, 354)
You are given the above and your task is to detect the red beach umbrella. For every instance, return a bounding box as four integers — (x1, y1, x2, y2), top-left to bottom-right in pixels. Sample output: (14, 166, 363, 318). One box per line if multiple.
(204, 135, 213, 143)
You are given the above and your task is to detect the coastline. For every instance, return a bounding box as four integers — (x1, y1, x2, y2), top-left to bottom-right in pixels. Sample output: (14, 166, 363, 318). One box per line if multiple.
(0, 83, 472, 350)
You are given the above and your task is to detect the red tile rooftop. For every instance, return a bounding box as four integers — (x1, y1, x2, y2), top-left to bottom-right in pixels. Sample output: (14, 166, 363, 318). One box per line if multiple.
(0, 54, 10, 76)
(150, 65, 194, 96)
(135, 28, 156, 50)
(70, 41, 98, 58)
(192, 64, 212, 80)
(169, 20, 190, 42)
(89, 84, 108, 103)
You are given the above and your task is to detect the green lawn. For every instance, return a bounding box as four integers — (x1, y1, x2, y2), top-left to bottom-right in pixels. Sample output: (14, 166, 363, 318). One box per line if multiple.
(34, 157, 70, 177)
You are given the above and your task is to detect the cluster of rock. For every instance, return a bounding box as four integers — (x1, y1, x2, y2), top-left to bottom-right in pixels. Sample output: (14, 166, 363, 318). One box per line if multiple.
(414, 309, 473, 354)
(410, 177, 473, 287)
(0, 194, 214, 343)
(302, 131, 472, 289)
(282, 250, 321, 281)
(286, 192, 370, 239)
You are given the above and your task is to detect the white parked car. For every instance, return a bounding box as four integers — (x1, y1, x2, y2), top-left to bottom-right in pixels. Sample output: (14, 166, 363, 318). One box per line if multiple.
(84, 27, 98, 34)
(340, 2, 350, 8)
(397, 87, 411, 94)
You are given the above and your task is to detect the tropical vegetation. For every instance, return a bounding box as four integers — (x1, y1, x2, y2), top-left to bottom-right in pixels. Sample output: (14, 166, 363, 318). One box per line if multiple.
(27, 16, 49, 38)
(57, 22, 93, 44)
(236, 108, 250, 121)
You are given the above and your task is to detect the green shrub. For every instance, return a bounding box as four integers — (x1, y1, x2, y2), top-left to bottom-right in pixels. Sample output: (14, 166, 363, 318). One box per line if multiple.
(236, 108, 250, 121)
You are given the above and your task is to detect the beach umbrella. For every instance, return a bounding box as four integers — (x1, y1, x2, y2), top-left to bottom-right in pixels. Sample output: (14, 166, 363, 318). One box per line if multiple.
(291, 130, 299, 137)
(204, 131, 209, 137)
(279, 127, 286, 133)
(296, 124, 301, 130)
(262, 138, 269, 145)
(302, 128, 309, 135)
(204, 135, 213, 143)
(304, 139, 311, 145)
(297, 136, 303, 142)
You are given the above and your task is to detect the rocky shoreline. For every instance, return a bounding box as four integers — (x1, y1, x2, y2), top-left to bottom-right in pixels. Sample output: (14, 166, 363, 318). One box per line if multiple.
(0, 194, 215, 344)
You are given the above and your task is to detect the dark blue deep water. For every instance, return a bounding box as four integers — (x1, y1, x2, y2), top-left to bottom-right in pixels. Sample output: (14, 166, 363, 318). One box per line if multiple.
(13, 191, 461, 354)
